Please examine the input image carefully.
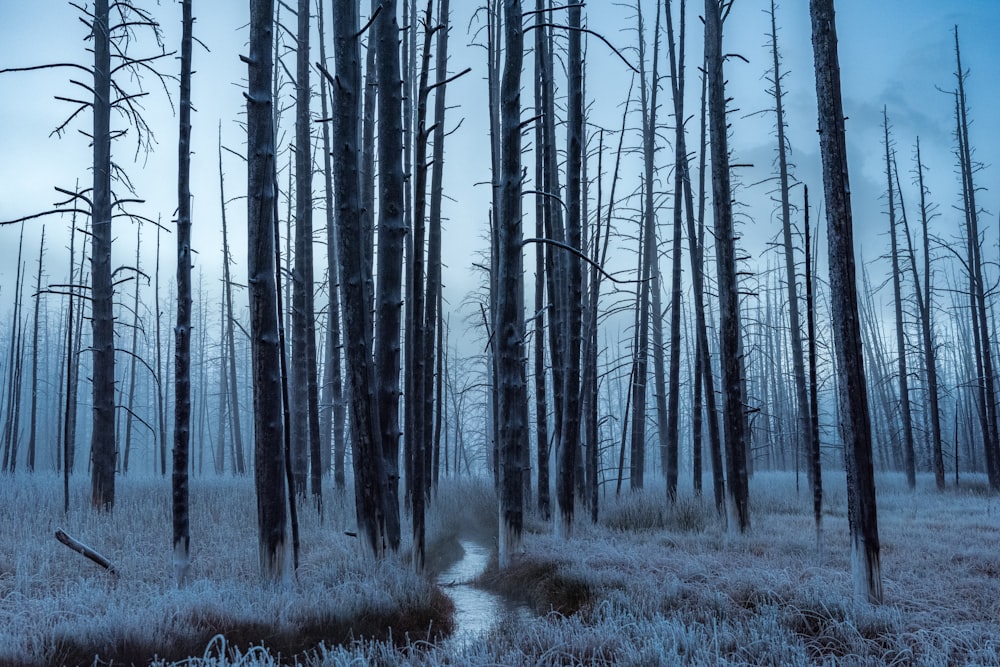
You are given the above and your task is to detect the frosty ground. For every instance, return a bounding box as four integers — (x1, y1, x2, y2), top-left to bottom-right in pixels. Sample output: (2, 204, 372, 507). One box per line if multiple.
(1, 472, 998, 666)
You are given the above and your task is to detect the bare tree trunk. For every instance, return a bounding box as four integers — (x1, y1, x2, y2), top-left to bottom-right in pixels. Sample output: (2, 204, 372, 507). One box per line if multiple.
(497, 0, 528, 568)
(90, 0, 116, 510)
(954, 28, 1000, 488)
(374, 0, 405, 551)
(810, 0, 882, 604)
(908, 139, 945, 488)
(26, 227, 45, 473)
(291, 0, 323, 509)
(154, 228, 170, 477)
(2, 231, 26, 475)
(424, 0, 453, 499)
(247, 0, 289, 581)
(767, 0, 812, 504)
(316, 0, 345, 489)
(556, 1, 584, 535)
(216, 296, 229, 474)
(406, 0, 436, 570)
(173, 0, 194, 587)
(219, 125, 247, 476)
(705, 0, 749, 532)
(804, 185, 823, 544)
(63, 220, 79, 511)
(122, 231, 140, 474)
(328, 0, 388, 557)
(531, 0, 551, 519)
(663, 0, 687, 501)
(630, 1, 658, 494)
(882, 109, 916, 489)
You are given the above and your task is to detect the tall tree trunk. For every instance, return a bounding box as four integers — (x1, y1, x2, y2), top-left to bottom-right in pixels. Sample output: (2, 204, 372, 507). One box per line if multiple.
(908, 139, 945, 488)
(291, 0, 323, 508)
(316, 0, 345, 489)
(63, 220, 79, 511)
(122, 231, 141, 474)
(556, 1, 584, 534)
(496, 0, 528, 568)
(216, 297, 229, 474)
(882, 109, 916, 489)
(810, 0, 882, 604)
(424, 0, 454, 499)
(374, 0, 405, 551)
(407, 0, 436, 570)
(155, 227, 168, 477)
(954, 28, 1000, 488)
(3, 229, 25, 474)
(767, 0, 812, 504)
(329, 0, 388, 556)
(705, 0, 749, 531)
(663, 0, 688, 501)
(247, 0, 289, 581)
(26, 227, 45, 473)
(173, 0, 194, 587)
(531, 0, 552, 519)
(630, 1, 658, 494)
(219, 125, 247, 476)
(90, 0, 116, 510)
(804, 185, 823, 544)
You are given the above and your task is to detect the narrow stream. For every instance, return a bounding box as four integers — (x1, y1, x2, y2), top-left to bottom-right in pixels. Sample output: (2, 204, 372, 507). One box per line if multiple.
(435, 539, 530, 645)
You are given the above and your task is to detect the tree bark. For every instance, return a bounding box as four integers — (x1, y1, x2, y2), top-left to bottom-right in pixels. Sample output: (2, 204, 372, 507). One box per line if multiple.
(219, 125, 247, 476)
(374, 0, 405, 551)
(767, 0, 813, 505)
(705, 0, 749, 532)
(630, 0, 658, 494)
(173, 0, 194, 587)
(90, 0, 116, 510)
(26, 227, 45, 473)
(316, 0, 345, 489)
(909, 139, 945, 488)
(810, 0, 882, 603)
(882, 109, 916, 489)
(247, 0, 289, 581)
(497, 0, 528, 568)
(329, 0, 389, 556)
(556, 1, 584, 534)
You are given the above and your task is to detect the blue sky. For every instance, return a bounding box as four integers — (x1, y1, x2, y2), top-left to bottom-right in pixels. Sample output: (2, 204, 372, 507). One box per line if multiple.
(0, 0, 997, 327)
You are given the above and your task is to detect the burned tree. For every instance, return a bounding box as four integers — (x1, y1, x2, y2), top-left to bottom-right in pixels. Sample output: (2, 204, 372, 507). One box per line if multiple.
(810, 0, 882, 604)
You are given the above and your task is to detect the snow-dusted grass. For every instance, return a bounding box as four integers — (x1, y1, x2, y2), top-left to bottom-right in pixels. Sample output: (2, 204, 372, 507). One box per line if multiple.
(0, 473, 448, 666)
(3, 471, 999, 665)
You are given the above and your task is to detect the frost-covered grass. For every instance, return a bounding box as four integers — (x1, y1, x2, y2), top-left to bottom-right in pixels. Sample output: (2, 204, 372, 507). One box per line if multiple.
(0, 473, 448, 666)
(2, 471, 999, 665)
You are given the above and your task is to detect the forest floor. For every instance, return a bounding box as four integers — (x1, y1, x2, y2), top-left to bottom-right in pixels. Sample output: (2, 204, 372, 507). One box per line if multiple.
(1, 471, 998, 665)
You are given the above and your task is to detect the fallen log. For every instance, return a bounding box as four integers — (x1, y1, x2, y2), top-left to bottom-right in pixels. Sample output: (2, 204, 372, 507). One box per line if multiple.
(55, 528, 118, 579)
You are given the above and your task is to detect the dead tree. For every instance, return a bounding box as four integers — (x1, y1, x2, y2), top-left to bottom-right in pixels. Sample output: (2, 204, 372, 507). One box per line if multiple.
(630, 0, 660, 494)
(373, 0, 405, 551)
(26, 228, 45, 472)
(953, 27, 999, 488)
(315, 0, 345, 489)
(289, 0, 323, 509)
(173, 0, 194, 588)
(246, 0, 289, 581)
(326, 0, 389, 557)
(810, 0, 882, 604)
(766, 0, 813, 508)
(901, 139, 945, 488)
(218, 125, 247, 476)
(705, 0, 749, 531)
(496, 0, 529, 568)
(882, 109, 916, 488)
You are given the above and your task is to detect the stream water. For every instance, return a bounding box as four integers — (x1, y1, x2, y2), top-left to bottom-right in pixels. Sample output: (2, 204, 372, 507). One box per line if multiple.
(435, 539, 530, 646)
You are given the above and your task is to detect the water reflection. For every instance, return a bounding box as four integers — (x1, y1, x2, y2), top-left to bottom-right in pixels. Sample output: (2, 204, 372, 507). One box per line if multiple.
(436, 539, 529, 645)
